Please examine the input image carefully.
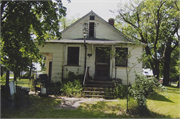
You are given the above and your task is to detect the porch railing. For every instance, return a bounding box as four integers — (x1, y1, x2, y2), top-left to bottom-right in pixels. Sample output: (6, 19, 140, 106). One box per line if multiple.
(83, 66, 89, 86)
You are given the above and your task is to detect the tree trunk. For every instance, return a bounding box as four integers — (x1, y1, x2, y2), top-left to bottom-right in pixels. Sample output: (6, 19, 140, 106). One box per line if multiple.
(14, 73, 17, 81)
(144, 46, 160, 79)
(152, 59, 160, 80)
(5, 70, 10, 93)
(29, 61, 32, 81)
(163, 46, 171, 86)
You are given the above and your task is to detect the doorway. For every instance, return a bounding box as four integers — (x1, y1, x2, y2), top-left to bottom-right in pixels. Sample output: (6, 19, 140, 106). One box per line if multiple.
(95, 47, 110, 80)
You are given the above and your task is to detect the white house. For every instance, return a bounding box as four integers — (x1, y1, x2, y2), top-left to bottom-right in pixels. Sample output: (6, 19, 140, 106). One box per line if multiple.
(38, 11, 144, 85)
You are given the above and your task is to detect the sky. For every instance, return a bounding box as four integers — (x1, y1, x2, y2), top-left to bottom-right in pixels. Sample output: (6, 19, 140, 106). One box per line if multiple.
(61, 0, 124, 21)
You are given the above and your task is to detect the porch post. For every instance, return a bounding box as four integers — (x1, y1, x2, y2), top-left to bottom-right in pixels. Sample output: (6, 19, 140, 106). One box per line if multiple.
(84, 41, 87, 73)
(83, 23, 88, 73)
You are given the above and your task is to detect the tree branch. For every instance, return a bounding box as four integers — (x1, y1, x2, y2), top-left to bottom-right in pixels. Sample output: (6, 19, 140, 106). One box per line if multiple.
(174, 0, 180, 11)
(1, 1, 7, 18)
(1, 2, 18, 21)
(171, 40, 179, 52)
(119, 12, 138, 29)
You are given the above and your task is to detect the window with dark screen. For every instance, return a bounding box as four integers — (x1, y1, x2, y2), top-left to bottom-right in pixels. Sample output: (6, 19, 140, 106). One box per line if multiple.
(115, 48, 128, 66)
(67, 47, 79, 65)
(89, 22, 94, 37)
(90, 16, 95, 20)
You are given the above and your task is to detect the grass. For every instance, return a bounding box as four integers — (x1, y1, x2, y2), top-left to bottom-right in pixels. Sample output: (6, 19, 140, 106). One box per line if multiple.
(1, 78, 32, 88)
(147, 85, 180, 118)
(1, 84, 180, 118)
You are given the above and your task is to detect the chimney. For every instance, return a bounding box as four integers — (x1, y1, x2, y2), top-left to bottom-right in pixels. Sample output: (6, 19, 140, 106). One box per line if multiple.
(108, 18, 114, 27)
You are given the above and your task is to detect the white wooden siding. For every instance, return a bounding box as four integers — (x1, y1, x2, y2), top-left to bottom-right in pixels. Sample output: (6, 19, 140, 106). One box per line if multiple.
(38, 43, 142, 84)
(62, 14, 125, 41)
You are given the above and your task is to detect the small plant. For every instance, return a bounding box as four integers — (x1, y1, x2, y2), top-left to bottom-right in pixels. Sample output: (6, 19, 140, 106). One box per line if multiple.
(114, 84, 127, 99)
(0, 73, 6, 81)
(129, 72, 166, 110)
(104, 87, 109, 97)
(63, 71, 84, 84)
(61, 79, 83, 97)
(47, 82, 62, 95)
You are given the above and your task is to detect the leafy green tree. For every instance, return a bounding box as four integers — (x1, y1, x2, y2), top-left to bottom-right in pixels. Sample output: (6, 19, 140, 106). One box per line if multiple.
(115, 0, 179, 85)
(59, 15, 80, 31)
(1, 1, 67, 88)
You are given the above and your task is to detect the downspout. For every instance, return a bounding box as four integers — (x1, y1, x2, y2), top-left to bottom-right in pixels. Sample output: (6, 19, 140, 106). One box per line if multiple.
(61, 44, 65, 83)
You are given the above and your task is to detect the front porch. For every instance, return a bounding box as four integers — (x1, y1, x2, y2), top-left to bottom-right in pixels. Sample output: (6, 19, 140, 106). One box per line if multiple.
(83, 80, 116, 99)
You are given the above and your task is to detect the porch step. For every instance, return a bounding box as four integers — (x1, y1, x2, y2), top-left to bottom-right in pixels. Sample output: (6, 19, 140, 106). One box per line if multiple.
(83, 90, 114, 94)
(84, 84, 115, 88)
(85, 80, 115, 84)
(83, 80, 116, 99)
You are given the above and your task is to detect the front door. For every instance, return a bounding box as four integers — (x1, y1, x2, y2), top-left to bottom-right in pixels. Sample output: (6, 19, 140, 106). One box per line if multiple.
(95, 47, 110, 80)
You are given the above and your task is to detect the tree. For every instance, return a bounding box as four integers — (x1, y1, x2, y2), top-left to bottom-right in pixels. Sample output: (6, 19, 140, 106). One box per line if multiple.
(59, 15, 80, 31)
(129, 73, 165, 112)
(115, 0, 179, 85)
(1, 1, 67, 89)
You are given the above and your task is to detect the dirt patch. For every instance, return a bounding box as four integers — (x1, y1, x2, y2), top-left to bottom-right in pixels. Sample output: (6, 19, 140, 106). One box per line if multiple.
(53, 97, 118, 110)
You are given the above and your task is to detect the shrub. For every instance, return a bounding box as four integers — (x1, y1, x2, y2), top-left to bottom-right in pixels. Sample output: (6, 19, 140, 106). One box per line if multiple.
(129, 72, 165, 110)
(63, 71, 84, 84)
(47, 81, 62, 95)
(0, 73, 6, 81)
(114, 84, 127, 99)
(61, 79, 83, 97)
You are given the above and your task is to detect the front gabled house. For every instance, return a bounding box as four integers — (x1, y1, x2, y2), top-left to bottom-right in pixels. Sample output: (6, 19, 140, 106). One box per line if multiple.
(38, 11, 144, 85)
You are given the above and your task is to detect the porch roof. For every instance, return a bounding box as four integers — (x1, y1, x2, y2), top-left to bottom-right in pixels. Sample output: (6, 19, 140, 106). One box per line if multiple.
(46, 39, 145, 45)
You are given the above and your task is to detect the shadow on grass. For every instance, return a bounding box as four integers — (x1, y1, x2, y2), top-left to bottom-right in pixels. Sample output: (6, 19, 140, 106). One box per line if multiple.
(165, 85, 180, 94)
(78, 99, 171, 118)
(148, 91, 174, 103)
(1, 94, 171, 118)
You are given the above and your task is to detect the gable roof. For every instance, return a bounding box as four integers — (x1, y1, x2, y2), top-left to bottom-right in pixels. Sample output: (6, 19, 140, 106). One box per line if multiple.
(61, 11, 133, 42)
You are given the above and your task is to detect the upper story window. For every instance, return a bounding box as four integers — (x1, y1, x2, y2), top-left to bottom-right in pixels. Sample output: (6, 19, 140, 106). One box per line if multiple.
(67, 47, 79, 66)
(115, 48, 128, 67)
(90, 16, 95, 20)
(89, 22, 94, 37)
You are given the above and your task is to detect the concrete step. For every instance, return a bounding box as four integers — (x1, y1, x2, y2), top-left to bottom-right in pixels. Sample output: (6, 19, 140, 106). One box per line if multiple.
(84, 95, 115, 99)
(83, 79, 116, 99)
(84, 84, 115, 88)
(83, 90, 114, 93)
(83, 87, 115, 91)
(85, 80, 115, 84)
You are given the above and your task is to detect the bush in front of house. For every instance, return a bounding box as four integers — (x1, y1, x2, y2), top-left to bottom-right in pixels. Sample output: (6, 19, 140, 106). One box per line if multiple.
(61, 79, 83, 97)
(129, 72, 166, 111)
(114, 84, 128, 99)
(63, 71, 84, 84)
(46, 81, 62, 95)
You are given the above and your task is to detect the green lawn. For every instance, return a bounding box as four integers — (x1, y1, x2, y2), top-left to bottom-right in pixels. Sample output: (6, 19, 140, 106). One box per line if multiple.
(1, 85, 180, 118)
(1, 78, 32, 88)
(147, 85, 180, 118)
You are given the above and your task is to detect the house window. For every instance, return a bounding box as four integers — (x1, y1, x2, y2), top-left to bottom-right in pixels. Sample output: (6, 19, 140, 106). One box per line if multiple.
(90, 16, 95, 20)
(115, 48, 128, 66)
(89, 22, 94, 37)
(67, 47, 79, 65)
